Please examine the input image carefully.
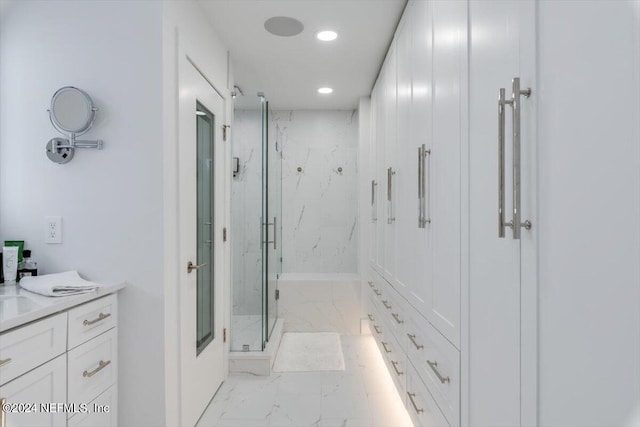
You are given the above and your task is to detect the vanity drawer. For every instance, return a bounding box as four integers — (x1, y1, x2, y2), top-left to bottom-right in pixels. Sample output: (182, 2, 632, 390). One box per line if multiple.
(68, 294, 117, 349)
(68, 385, 117, 427)
(406, 362, 450, 427)
(382, 333, 407, 401)
(407, 309, 460, 426)
(68, 328, 117, 405)
(0, 312, 66, 386)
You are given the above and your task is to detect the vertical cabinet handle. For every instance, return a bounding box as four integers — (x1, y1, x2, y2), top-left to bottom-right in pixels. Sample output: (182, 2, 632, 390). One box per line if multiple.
(265, 217, 277, 249)
(418, 144, 431, 228)
(0, 397, 5, 427)
(387, 167, 396, 223)
(498, 78, 532, 239)
(371, 180, 378, 222)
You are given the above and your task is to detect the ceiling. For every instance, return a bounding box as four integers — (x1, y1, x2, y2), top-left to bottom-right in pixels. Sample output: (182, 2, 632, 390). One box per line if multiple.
(198, 0, 407, 110)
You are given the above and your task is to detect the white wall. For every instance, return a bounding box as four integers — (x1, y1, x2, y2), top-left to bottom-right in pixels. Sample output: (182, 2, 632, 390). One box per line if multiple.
(274, 110, 359, 275)
(0, 1, 165, 426)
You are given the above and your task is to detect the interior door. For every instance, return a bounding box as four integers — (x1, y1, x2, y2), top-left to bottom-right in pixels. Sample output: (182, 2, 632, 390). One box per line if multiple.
(178, 57, 225, 427)
(468, 1, 535, 425)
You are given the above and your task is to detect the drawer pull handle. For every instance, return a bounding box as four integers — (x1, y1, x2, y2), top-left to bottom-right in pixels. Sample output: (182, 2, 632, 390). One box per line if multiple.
(368, 281, 374, 288)
(83, 360, 111, 378)
(381, 341, 392, 353)
(83, 312, 111, 326)
(0, 358, 12, 368)
(373, 289, 382, 296)
(392, 313, 404, 324)
(391, 360, 404, 376)
(382, 300, 392, 310)
(408, 333, 424, 350)
(427, 360, 450, 384)
(367, 314, 375, 321)
(373, 325, 382, 334)
(407, 392, 424, 414)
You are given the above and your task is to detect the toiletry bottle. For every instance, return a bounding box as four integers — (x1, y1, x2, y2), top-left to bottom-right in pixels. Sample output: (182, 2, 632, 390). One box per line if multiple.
(17, 249, 38, 281)
(2, 246, 18, 285)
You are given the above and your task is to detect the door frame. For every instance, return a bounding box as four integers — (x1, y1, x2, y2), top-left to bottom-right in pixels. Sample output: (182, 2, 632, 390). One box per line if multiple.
(162, 29, 231, 426)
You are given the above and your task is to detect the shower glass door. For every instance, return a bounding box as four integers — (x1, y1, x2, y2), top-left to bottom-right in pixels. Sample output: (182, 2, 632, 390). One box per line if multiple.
(265, 101, 281, 340)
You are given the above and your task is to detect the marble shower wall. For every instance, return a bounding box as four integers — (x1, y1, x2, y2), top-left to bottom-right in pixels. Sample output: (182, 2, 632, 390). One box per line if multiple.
(271, 110, 359, 274)
(231, 109, 263, 316)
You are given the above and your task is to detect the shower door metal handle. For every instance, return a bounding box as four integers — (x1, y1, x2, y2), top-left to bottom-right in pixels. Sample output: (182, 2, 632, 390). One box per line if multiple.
(265, 217, 277, 249)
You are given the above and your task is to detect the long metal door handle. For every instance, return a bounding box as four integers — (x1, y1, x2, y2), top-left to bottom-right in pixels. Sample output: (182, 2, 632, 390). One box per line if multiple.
(187, 261, 207, 273)
(1, 397, 6, 427)
(427, 360, 450, 384)
(0, 358, 12, 368)
(510, 77, 532, 239)
(498, 88, 509, 238)
(407, 333, 424, 350)
(424, 146, 431, 226)
(391, 360, 404, 376)
(371, 180, 378, 222)
(418, 146, 423, 228)
(83, 312, 111, 326)
(83, 360, 111, 378)
(273, 217, 277, 250)
(407, 392, 424, 414)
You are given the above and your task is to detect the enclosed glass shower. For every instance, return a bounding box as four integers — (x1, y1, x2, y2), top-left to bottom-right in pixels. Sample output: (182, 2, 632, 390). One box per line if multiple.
(231, 93, 282, 351)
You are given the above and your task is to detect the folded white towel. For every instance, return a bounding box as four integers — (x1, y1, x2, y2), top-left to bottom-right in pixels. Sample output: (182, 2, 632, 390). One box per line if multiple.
(19, 271, 101, 297)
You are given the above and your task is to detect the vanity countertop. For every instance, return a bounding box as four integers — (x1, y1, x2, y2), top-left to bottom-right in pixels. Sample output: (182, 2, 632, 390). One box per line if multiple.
(0, 282, 125, 333)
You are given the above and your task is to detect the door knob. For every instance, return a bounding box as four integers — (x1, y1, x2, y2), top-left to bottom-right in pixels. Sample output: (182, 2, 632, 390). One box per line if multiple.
(187, 261, 206, 273)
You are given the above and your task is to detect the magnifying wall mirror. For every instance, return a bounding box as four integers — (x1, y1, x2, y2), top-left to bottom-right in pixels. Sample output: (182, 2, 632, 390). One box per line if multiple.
(46, 86, 103, 164)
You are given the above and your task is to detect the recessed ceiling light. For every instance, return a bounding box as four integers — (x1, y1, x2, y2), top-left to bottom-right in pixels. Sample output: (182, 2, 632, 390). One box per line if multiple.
(317, 30, 338, 41)
(318, 87, 333, 94)
(264, 16, 304, 37)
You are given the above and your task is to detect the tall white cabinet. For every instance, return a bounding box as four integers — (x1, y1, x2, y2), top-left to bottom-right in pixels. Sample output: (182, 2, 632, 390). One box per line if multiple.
(363, 1, 639, 426)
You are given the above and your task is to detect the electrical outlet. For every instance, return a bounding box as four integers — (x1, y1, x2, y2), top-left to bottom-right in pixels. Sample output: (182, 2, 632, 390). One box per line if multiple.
(45, 216, 62, 244)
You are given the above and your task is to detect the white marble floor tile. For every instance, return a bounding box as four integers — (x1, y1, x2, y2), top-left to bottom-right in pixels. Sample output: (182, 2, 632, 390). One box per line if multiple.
(197, 335, 412, 427)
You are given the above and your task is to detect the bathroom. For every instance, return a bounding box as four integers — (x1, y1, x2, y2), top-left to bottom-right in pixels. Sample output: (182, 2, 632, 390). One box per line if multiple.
(0, 1, 639, 427)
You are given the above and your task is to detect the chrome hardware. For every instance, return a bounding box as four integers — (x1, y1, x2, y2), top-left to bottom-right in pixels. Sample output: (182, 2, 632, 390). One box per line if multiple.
(387, 167, 396, 223)
(498, 88, 508, 238)
(367, 313, 375, 321)
(392, 313, 404, 324)
(499, 78, 532, 239)
(427, 360, 450, 384)
(83, 360, 111, 378)
(391, 360, 404, 376)
(266, 217, 277, 249)
(297, 166, 303, 172)
(187, 261, 207, 273)
(381, 341, 392, 353)
(407, 333, 424, 350)
(367, 281, 374, 288)
(407, 392, 424, 414)
(0, 358, 11, 368)
(373, 325, 382, 334)
(418, 145, 431, 228)
(371, 180, 378, 222)
(1, 397, 5, 427)
(83, 312, 111, 326)
(382, 300, 392, 310)
(373, 289, 382, 296)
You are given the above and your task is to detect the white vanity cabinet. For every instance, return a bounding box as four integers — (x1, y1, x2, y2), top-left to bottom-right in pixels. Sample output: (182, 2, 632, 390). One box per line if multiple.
(0, 289, 121, 427)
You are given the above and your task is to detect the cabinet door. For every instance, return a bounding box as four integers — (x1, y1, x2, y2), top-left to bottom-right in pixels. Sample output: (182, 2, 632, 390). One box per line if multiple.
(374, 74, 386, 273)
(393, 10, 414, 300)
(383, 44, 398, 283)
(369, 84, 381, 270)
(468, 1, 535, 425)
(406, 0, 434, 318)
(0, 355, 66, 427)
(430, 0, 466, 347)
